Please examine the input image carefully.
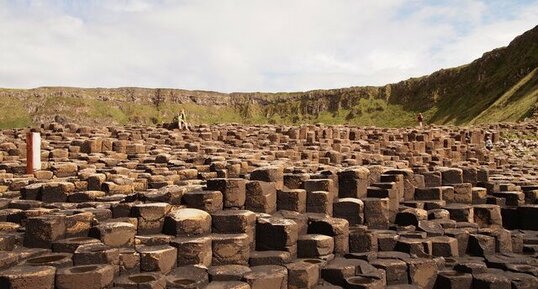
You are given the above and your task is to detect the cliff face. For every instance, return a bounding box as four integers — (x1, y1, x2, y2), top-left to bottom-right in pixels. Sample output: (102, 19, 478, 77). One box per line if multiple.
(0, 87, 232, 105)
(255, 24, 538, 124)
(1, 26, 537, 128)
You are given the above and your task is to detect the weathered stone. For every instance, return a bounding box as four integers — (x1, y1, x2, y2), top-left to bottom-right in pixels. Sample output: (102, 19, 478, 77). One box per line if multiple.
(362, 198, 390, 230)
(245, 181, 277, 214)
(370, 258, 408, 285)
(163, 208, 211, 237)
(472, 272, 511, 289)
(333, 198, 364, 225)
(206, 178, 247, 208)
(56, 264, 115, 289)
(251, 166, 284, 190)
(277, 189, 307, 213)
(435, 270, 472, 289)
(209, 265, 252, 281)
(212, 234, 250, 266)
(249, 250, 291, 266)
(137, 245, 177, 274)
(337, 167, 369, 199)
(182, 190, 223, 213)
(0, 266, 56, 289)
(308, 217, 349, 254)
(52, 237, 101, 254)
(170, 236, 212, 267)
(307, 190, 333, 215)
(24, 215, 66, 248)
(429, 236, 459, 257)
(468, 234, 496, 256)
(20, 253, 73, 268)
(72, 243, 119, 268)
(349, 226, 378, 253)
(113, 272, 166, 289)
(405, 258, 438, 289)
(286, 261, 320, 289)
(242, 265, 288, 289)
(256, 217, 298, 251)
(41, 182, 75, 203)
(89, 221, 136, 248)
(297, 234, 334, 258)
(473, 204, 503, 228)
(132, 202, 171, 235)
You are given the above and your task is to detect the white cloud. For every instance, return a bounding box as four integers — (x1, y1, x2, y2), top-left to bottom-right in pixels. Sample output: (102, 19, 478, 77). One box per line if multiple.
(0, 0, 537, 92)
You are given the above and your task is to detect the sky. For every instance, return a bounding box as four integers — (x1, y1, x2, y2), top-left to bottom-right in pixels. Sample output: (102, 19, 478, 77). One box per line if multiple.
(0, 0, 537, 92)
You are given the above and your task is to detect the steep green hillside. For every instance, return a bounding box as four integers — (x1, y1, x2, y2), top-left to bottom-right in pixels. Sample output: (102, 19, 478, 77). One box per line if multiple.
(1, 25, 537, 128)
(471, 68, 538, 124)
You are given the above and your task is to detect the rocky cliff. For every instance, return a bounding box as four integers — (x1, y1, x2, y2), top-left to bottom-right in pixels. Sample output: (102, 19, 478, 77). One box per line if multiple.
(1, 25, 537, 128)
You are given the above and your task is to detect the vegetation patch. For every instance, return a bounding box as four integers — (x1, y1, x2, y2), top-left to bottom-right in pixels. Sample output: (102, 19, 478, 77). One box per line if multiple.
(0, 96, 32, 129)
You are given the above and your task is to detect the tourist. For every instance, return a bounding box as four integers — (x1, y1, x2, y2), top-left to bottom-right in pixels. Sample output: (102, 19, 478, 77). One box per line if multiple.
(485, 135, 494, 150)
(465, 132, 471, 143)
(417, 113, 424, 128)
(177, 109, 190, 130)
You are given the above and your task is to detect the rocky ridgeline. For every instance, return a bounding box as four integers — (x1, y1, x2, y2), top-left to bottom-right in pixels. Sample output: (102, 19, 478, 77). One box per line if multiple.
(3, 25, 538, 127)
(0, 121, 537, 289)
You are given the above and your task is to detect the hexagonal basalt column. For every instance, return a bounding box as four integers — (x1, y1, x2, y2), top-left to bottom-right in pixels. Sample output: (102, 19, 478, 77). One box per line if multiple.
(0, 266, 56, 289)
(207, 178, 247, 209)
(55, 264, 115, 289)
(212, 234, 250, 266)
(131, 202, 171, 235)
(164, 208, 211, 237)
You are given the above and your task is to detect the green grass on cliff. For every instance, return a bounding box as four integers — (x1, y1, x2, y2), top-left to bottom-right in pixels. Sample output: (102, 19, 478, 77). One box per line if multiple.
(429, 36, 538, 125)
(1, 25, 537, 129)
(471, 68, 538, 124)
(0, 83, 534, 129)
(299, 103, 419, 127)
(263, 97, 426, 127)
(0, 96, 32, 128)
(0, 93, 418, 128)
(0, 95, 248, 127)
(0, 94, 462, 128)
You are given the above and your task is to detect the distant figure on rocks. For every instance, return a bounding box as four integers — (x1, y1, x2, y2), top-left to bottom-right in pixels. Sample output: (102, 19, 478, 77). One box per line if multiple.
(465, 132, 471, 143)
(176, 109, 190, 130)
(417, 113, 424, 127)
(54, 115, 68, 125)
(485, 135, 494, 150)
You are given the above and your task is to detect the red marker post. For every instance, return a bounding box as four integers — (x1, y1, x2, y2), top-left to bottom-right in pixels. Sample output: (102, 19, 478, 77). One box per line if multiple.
(26, 132, 41, 174)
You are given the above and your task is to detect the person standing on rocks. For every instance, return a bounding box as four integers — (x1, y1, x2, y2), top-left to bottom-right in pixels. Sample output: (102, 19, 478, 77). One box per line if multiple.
(177, 109, 190, 131)
(465, 132, 471, 144)
(417, 113, 424, 128)
(485, 134, 494, 150)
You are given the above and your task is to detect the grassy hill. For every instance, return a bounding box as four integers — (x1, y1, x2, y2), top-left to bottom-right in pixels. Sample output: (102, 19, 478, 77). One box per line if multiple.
(1, 25, 537, 129)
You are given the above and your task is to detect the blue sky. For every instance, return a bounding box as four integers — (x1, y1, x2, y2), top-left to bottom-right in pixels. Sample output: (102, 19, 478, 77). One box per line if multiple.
(1, 0, 537, 92)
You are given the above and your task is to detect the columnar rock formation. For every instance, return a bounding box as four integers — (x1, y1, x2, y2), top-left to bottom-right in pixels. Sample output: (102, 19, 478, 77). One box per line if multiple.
(0, 121, 537, 289)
